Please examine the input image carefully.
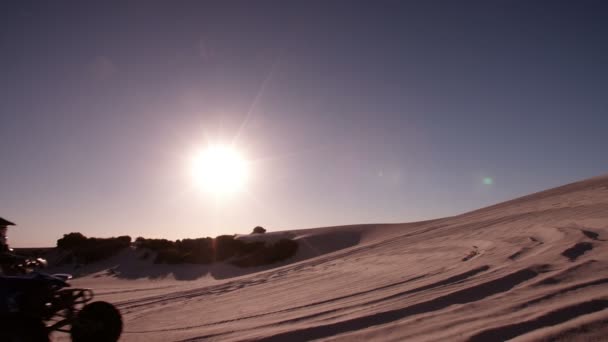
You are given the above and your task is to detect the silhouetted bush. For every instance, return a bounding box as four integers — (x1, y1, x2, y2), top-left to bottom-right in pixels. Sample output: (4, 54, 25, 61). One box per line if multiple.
(252, 226, 266, 234)
(214, 235, 243, 261)
(178, 238, 214, 263)
(135, 237, 212, 264)
(135, 237, 173, 251)
(56, 233, 298, 267)
(57, 232, 87, 250)
(56, 233, 132, 264)
(135, 235, 297, 267)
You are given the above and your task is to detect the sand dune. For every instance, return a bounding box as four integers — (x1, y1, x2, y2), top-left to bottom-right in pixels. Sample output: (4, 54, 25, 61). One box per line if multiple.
(55, 174, 608, 341)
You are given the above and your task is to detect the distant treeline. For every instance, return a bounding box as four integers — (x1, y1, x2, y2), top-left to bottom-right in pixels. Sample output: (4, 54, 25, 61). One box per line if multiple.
(56, 231, 298, 267)
(135, 236, 297, 267)
(57, 233, 131, 264)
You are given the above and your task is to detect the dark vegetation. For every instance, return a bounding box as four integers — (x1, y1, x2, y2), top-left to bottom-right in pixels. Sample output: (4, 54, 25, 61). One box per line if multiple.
(56, 233, 131, 264)
(55, 228, 298, 267)
(252, 226, 267, 234)
(135, 235, 298, 267)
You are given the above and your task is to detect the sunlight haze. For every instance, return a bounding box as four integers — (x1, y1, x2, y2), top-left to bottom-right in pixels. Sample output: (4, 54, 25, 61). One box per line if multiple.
(2, 1, 607, 247)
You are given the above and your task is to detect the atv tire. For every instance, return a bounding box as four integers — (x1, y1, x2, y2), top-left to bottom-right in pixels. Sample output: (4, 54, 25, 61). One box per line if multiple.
(0, 314, 49, 342)
(71, 301, 122, 342)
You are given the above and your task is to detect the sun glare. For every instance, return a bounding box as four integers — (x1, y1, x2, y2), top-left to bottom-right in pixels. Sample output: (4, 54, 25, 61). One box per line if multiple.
(192, 145, 248, 196)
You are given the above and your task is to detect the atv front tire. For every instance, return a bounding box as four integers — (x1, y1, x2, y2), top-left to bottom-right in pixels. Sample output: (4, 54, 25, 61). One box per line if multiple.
(71, 301, 122, 342)
(0, 314, 48, 342)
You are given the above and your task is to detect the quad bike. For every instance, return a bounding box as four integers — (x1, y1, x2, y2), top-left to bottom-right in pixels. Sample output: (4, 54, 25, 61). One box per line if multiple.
(0, 272, 122, 342)
(0, 251, 48, 276)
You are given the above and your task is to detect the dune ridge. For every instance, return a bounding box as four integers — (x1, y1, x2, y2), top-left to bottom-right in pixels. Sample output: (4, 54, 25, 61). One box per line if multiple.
(56, 174, 608, 341)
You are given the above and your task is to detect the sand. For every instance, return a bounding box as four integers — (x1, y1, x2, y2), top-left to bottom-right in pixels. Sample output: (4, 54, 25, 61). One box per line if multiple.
(52, 174, 608, 341)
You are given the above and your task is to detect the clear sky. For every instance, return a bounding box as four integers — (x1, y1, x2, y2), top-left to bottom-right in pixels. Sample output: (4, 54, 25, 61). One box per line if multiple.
(2, 1, 607, 247)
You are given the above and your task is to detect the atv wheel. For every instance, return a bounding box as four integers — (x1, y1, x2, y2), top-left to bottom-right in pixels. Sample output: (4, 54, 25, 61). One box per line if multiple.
(71, 301, 122, 342)
(0, 314, 48, 342)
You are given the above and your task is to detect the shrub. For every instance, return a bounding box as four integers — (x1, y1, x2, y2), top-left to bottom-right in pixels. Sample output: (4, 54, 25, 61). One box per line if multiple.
(56, 233, 132, 264)
(134, 234, 298, 267)
(177, 238, 213, 263)
(136, 237, 214, 264)
(57, 232, 87, 250)
(252, 226, 266, 234)
(55, 232, 300, 267)
(135, 237, 173, 251)
(214, 235, 243, 261)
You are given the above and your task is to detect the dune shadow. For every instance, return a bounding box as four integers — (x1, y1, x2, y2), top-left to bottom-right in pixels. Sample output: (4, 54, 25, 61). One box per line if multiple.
(258, 265, 547, 342)
(581, 229, 600, 240)
(561, 242, 593, 262)
(468, 299, 608, 342)
(109, 253, 295, 281)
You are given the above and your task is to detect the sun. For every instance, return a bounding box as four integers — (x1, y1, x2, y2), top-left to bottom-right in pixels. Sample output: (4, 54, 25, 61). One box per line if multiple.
(191, 145, 249, 195)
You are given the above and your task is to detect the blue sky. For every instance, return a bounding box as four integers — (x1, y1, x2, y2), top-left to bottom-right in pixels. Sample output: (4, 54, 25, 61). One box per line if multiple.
(2, 1, 607, 247)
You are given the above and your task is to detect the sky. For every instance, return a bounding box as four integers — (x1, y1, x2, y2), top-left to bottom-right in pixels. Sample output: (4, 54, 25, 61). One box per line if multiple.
(1, 1, 607, 247)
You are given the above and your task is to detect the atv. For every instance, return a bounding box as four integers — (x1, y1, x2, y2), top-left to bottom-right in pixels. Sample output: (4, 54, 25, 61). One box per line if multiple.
(0, 251, 48, 276)
(0, 272, 122, 342)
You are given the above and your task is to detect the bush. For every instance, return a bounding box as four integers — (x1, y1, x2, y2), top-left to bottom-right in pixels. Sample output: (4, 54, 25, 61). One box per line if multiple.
(135, 237, 213, 264)
(177, 238, 214, 263)
(135, 237, 173, 251)
(252, 226, 266, 234)
(135, 235, 298, 267)
(214, 235, 243, 261)
(57, 232, 87, 250)
(56, 232, 298, 267)
(56, 233, 132, 264)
